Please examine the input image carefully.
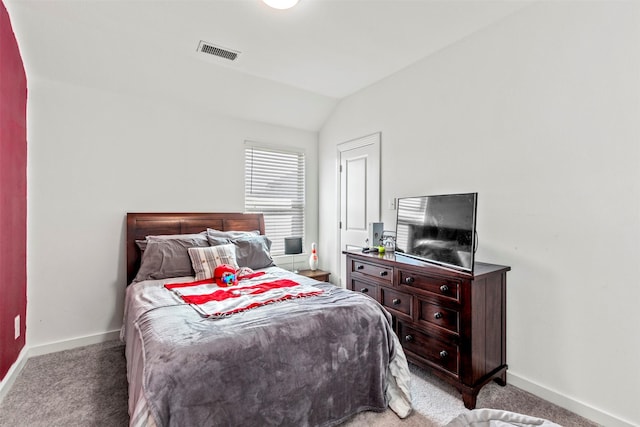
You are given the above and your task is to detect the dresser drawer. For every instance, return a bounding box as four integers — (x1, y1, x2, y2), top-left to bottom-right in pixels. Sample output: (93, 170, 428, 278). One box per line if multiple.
(398, 322, 459, 376)
(350, 279, 379, 300)
(398, 270, 460, 302)
(418, 300, 459, 335)
(351, 259, 393, 284)
(380, 288, 412, 318)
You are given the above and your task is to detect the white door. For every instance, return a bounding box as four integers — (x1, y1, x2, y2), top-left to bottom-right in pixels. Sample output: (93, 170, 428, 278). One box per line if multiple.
(338, 133, 380, 287)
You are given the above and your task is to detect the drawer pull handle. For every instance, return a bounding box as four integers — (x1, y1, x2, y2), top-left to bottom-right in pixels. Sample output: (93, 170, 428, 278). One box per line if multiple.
(357, 265, 364, 270)
(404, 276, 415, 284)
(440, 284, 449, 293)
(405, 335, 414, 342)
(434, 312, 443, 320)
(392, 298, 401, 305)
(439, 350, 448, 359)
(379, 271, 388, 277)
(360, 288, 369, 293)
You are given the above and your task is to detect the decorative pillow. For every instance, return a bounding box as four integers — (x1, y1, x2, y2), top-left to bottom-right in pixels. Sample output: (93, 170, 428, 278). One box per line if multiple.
(188, 244, 239, 281)
(231, 235, 275, 270)
(133, 234, 209, 283)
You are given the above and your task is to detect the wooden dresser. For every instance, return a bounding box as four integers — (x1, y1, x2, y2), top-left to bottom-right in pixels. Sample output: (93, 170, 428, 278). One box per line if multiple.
(344, 250, 510, 409)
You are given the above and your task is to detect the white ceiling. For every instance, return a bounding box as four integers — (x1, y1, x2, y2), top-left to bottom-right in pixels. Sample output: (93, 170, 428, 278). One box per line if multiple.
(6, 0, 531, 131)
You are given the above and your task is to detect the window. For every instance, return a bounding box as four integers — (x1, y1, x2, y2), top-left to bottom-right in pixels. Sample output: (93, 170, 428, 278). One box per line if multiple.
(244, 143, 305, 256)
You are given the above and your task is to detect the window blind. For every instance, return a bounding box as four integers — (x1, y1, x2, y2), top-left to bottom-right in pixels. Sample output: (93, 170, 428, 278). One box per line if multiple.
(244, 145, 305, 256)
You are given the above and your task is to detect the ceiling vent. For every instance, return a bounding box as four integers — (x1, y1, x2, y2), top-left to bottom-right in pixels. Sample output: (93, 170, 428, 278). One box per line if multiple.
(197, 41, 240, 61)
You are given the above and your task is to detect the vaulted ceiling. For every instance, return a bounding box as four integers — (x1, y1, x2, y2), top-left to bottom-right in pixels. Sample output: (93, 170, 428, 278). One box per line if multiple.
(6, 0, 530, 131)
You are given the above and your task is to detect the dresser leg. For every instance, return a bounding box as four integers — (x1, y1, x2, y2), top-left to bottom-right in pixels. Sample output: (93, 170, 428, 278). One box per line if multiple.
(462, 391, 477, 409)
(494, 371, 507, 386)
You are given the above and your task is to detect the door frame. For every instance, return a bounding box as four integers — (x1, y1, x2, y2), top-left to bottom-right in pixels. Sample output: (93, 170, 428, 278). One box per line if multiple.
(336, 132, 381, 287)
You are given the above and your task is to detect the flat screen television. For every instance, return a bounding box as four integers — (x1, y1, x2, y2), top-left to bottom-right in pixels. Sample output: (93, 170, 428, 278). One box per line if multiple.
(395, 192, 478, 273)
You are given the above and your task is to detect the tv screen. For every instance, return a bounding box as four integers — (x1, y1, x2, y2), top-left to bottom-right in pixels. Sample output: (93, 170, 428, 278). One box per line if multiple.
(395, 193, 478, 273)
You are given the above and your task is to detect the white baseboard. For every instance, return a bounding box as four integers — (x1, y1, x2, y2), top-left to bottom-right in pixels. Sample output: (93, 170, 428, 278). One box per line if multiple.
(507, 372, 636, 427)
(0, 347, 29, 404)
(27, 329, 121, 357)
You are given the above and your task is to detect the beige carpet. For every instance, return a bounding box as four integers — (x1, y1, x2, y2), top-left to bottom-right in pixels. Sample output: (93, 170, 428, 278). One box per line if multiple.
(0, 340, 600, 427)
(342, 359, 601, 427)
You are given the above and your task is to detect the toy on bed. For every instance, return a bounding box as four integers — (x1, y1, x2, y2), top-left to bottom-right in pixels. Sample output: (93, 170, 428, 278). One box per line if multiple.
(213, 264, 237, 287)
(213, 265, 265, 287)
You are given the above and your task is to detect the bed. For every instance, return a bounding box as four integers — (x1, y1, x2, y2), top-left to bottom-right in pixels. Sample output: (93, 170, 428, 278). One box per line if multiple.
(121, 212, 412, 427)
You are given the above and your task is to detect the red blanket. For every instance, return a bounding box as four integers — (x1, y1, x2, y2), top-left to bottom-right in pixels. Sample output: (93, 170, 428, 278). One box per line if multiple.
(165, 275, 324, 317)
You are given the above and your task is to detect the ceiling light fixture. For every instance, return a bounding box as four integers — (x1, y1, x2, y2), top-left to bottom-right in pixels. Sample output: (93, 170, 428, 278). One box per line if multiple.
(262, 0, 299, 10)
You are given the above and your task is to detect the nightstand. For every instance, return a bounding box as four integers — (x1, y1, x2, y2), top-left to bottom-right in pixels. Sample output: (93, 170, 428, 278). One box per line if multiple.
(297, 269, 331, 282)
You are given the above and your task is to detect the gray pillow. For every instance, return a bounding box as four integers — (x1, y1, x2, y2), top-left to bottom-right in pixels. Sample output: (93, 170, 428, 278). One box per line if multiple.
(135, 239, 148, 252)
(206, 228, 260, 243)
(231, 235, 274, 270)
(207, 235, 231, 247)
(137, 232, 207, 252)
(133, 234, 209, 282)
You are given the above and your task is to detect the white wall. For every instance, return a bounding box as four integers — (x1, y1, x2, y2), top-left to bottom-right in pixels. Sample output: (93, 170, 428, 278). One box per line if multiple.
(26, 76, 318, 348)
(319, 2, 639, 426)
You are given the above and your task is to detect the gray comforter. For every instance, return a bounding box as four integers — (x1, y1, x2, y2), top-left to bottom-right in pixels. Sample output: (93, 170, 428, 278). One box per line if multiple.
(122, 267, 412, 427)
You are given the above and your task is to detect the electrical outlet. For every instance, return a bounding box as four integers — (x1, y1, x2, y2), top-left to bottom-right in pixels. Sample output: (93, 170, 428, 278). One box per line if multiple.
(14, 315, 20, 339)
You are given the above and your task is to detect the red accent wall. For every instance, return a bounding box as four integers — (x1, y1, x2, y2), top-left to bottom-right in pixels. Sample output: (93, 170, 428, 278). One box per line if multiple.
(0, 0, 27, 380)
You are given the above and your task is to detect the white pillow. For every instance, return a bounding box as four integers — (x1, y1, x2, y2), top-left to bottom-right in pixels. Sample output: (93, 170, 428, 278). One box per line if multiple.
(188, 244, 239, 281)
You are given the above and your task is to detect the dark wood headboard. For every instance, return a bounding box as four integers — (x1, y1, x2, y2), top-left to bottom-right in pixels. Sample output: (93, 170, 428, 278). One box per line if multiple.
(126, 212, 265, 284)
